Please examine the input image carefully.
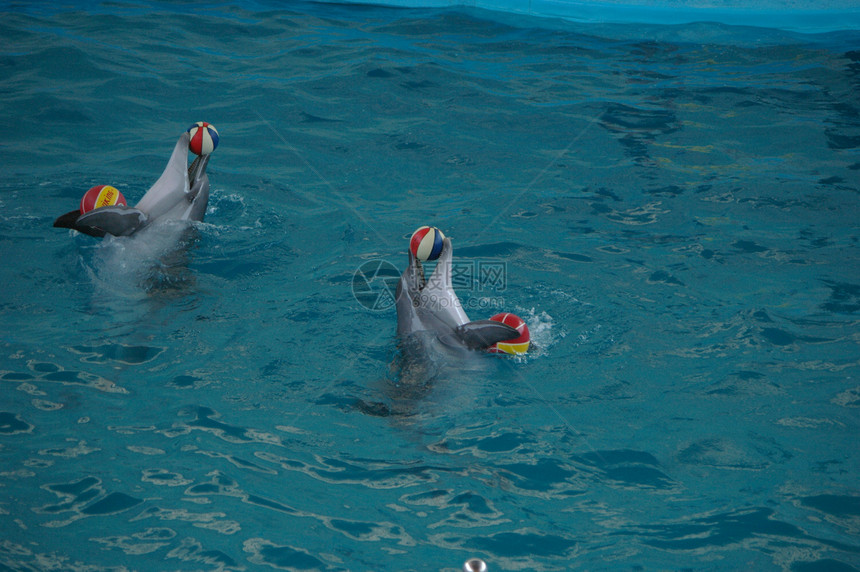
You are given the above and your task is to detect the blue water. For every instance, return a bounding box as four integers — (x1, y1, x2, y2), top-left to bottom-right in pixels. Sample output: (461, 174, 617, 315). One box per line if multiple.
(331, 0, 860, 33)
(2, 1, 859, 571)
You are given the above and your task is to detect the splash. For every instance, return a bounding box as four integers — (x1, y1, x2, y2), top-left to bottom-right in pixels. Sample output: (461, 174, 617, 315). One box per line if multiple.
(83, 219, 200, 300)
(514, 307, 561, 360)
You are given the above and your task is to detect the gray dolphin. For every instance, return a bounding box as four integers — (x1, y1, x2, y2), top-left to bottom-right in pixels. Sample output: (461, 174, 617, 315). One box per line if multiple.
(395, 237, 519, 354)
(353, 236, 520, 418)
(54, 131, 210, 238)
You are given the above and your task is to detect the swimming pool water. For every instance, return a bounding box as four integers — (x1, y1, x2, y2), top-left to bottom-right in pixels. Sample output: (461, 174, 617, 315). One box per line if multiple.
(1, 1, 859, 570)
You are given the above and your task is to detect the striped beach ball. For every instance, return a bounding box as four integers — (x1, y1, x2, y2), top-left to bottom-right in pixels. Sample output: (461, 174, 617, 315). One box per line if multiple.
(79, 185, 127, 214)
(187, 121, 219, 155)
(487, 313, 530, 355)
(409, 226, 445, 261)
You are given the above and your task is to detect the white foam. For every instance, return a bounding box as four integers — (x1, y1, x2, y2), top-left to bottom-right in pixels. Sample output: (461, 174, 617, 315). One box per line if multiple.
(514, 306, 562, 360)
(83, 219, 197, 302)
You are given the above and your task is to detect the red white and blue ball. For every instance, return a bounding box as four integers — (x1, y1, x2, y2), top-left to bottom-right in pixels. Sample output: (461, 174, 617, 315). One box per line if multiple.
(410, 226, 445, 261)
(487, 313, 530, 355)
(80, 185, 127, 214)
(187, 121, 219, 155)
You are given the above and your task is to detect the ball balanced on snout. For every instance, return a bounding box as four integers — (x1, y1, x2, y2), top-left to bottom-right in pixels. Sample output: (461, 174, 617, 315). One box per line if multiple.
(409, 226, 445, 261)
(187, 121, 219, 155)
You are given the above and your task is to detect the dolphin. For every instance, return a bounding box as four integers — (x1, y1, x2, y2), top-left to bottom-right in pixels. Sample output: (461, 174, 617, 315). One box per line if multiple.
(351, 237, 521, 418)
(395, 237, 520, 355)
(53, 131, 210, 238)
(352, 237, 524, 418)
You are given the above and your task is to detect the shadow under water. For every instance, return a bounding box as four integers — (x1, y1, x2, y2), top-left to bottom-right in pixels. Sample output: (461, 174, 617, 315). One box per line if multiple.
(354, 331, 496, 427)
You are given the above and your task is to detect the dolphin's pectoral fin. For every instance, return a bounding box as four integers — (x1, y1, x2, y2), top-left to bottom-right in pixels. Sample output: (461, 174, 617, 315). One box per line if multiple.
(54, 210, 108, 238)
(451, 320, 521, 351)
(54, 210, 86, 229)
(75, 206, 148, 237)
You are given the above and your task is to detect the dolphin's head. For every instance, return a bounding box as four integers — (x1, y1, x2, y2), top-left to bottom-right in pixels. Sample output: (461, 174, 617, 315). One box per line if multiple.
(395, 237, 471, 340)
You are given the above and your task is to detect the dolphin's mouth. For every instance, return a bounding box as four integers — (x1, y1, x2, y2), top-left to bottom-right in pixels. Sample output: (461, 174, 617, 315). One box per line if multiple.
(187, 154, 210, 201)
(406, 254, 428, 292)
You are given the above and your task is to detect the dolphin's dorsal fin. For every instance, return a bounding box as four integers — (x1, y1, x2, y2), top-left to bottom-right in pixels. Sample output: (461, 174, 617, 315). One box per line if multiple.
(450, 319, 520, 351)
(75, 205, 148, 237)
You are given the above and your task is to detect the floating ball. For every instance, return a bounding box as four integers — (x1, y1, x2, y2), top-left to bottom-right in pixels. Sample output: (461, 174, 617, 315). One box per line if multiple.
(187, 121, 219, 155)
(79, 185, 127, 214)
(463, 559, 487, 572)
(410, 226, 445, 261)
(487, 313, 530, 355)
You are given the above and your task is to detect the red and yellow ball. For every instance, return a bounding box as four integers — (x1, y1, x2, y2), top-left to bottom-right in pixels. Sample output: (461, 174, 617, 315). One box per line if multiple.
(79, 185, 127, 214)
(487, 313, 530, 355)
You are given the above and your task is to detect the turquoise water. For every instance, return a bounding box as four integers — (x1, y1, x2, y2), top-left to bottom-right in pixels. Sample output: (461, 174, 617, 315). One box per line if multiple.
(1, 1, 859, 571)
(328, 0, 860, 33)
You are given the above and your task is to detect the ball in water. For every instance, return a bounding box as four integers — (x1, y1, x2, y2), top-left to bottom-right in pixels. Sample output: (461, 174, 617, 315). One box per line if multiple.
(463, 559, 488, 572)
(487, 313, 530, 355)
(79, 185, 127, 214)
(410, 226, 445, 261)
(187, 121, 219, 155)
